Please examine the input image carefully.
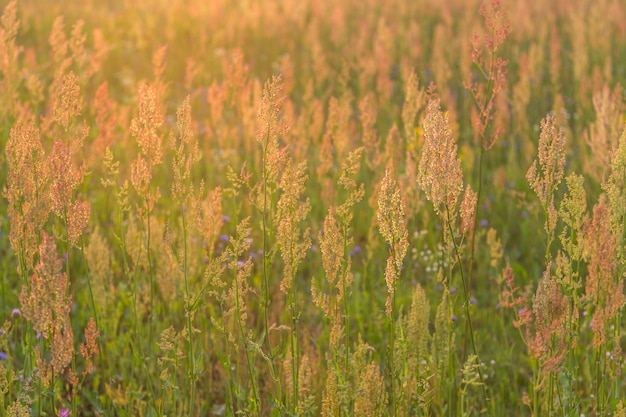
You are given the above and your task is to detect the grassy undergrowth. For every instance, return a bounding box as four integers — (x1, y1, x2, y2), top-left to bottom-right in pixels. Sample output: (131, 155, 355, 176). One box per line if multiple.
(1, 0, 626, 416)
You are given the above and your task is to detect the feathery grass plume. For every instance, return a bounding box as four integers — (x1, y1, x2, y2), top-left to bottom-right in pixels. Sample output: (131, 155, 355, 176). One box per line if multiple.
(557, 173, 587, 326)
(317, 145, 364, 390)
(293, 353, 318, 417)
(317, 93, 354, 203)
(399, 147, 422, 219)
(602, 127, 626, 261)
(47, 71, 90, 251)
(149, 219, 179, 303)
(67, 201, 90, 246)
(400, 284, 432, 413)
(460, 354, 484, 414)
(251, 75, 290, 408)
(316, 208, 352, 417)
(601, 134, 626, 398)
(526, 115, 566, 205)
(253, 75, 288, 209)
(47, 16, 70, 83)
(79, 318, 98, 376)
(68, 19, 87, 75)
(336, 147, 365, 227)
(206, 80, 225, 129)
(19, 233, 74, 376)
(223, 219, 260, 412)
(0, 0, 22, 120)
(223, 48, 250, 104)
(88, 82, 118, 168)
(530, 268, 569, 374)
(315, 211, 344, 345)
(87, 27, 108, 79)
(374, 18, 393, 101)
(431, 279, 454, 409)
(401, 67, 425, 144)
(7, 401, 30, 417)
(353, 340, 387, 416)
(430, 24, 453, 96)
(498, 266, 530, 329)
(320, 368, 340, 417)
(195, 187, 224, 256)
(417, 99, 463, 217)
(486, 228, 503, 268)
(384, 125, 402, 174)
(377, 169, 408, 316)
(583, 195, 623, 349)
(256, 74, 287, 147)
(48, 138, 90, 247)
(49, 140, 81, 217)
(276, 159, 311, 413)
(151, 45, 169, 108)
(51, 320, 74, 379)
(377, 169, 408, 415)
(526, 114, 566, 259)
(129, 80, 164, 367)
(123, 216, 152, 328)
(4, 121, 49, 271)
(559, 174, 587, 266)
(460, 185, 478, 236)
(465, 0, 511, 149)
(358, 93, 380, 169)
(584, 85, 624, 184)
(277, 160, 311, 294)
(52, 71, 82, 132)
(157, 325, 185, 414)
(130, 82, 163, 202)
(84, 226, 112, 310)
(0, 362, 12, 409)
(170, 94, 202, 301)
(124, 216, 147, 270)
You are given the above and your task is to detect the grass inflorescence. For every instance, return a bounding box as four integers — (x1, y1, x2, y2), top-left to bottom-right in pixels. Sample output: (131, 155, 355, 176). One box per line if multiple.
(2, 0, 626, 416)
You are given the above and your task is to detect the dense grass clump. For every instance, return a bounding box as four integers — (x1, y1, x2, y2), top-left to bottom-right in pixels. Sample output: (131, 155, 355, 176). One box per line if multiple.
(1, 0, 626, 415)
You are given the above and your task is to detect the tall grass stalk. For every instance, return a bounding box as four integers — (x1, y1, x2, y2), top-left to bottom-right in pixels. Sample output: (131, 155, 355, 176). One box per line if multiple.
(444, 206, 491, 414)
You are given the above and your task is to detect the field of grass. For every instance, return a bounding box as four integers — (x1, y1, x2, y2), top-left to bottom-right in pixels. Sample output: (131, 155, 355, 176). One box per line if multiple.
(1, 0, 626, 415)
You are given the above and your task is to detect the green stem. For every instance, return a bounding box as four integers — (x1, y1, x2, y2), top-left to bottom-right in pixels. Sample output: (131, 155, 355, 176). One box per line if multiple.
(444, 205, 491, 415)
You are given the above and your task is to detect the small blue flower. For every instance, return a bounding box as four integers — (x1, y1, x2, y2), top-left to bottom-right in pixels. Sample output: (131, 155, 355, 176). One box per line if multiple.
(350, 245, 362, 256)
(0, 352, 7, 360)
